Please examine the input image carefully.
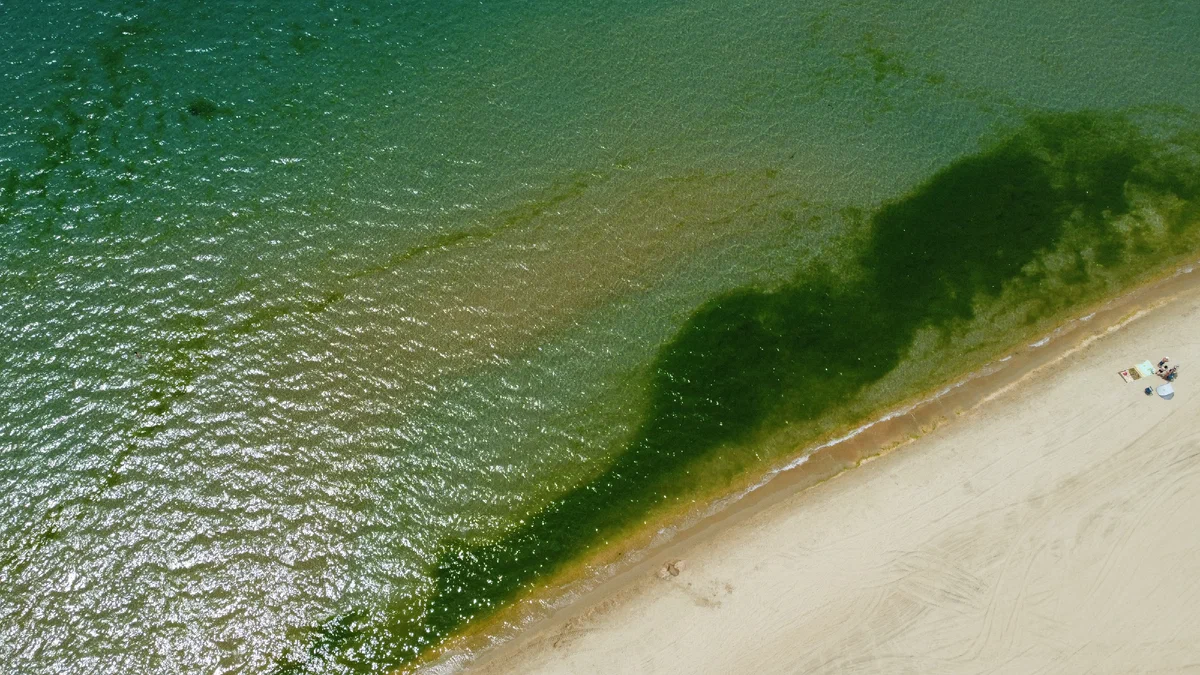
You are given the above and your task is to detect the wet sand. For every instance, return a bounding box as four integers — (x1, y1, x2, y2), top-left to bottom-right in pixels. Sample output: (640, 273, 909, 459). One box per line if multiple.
(464, 270, 1200, 674)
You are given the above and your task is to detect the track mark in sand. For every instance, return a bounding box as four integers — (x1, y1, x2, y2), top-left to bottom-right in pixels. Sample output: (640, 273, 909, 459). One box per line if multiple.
(549, 617, 587, 651)
(999, 540, 1047, 654)
(655, 559, 732, 610)
(678, 582, 723, 610)
(1078, 440, 1196, 609)
(892, 547, 988, 610)
(955, 495, 1049, 664)
(887, 401, 1097, 538)
(1161, 444, 1200, 473)
(862, 587, 929, 657)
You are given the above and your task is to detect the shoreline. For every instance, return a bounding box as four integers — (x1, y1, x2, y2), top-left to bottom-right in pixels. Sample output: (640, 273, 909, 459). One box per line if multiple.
(435, 259, 1200, 674)
(346, 107, 1200, 673)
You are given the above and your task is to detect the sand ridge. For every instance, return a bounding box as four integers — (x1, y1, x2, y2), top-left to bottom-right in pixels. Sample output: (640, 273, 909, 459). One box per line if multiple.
(467, 282, 1200, 674)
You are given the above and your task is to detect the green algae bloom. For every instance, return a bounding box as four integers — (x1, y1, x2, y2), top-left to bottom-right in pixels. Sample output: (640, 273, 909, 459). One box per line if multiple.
(279, 110, 1200, 672)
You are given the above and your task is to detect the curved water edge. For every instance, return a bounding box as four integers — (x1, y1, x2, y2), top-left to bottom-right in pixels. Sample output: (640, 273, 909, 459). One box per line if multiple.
(425, 254, 1200, 675)
(3, 3, 1200, 671)
(276, 109, 1200, 673)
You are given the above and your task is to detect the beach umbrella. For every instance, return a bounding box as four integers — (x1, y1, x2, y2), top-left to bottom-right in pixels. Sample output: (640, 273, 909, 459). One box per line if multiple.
(1157, 383, 1175, 400)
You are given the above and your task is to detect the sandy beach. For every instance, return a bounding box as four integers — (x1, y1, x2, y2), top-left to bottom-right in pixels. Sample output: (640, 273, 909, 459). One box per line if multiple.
(467, 277, 1200, 675)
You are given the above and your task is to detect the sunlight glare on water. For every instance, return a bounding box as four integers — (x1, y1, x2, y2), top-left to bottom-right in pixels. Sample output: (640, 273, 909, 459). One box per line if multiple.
(0, 0, 1197, 672)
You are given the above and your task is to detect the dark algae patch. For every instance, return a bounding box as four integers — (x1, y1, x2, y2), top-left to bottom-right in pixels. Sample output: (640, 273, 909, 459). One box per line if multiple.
(278, 111, 1200, 673)
(185, 96, 231, 120)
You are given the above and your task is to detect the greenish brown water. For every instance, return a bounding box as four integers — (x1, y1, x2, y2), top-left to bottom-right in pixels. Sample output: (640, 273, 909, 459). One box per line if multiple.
(1, 1, 1198, 673)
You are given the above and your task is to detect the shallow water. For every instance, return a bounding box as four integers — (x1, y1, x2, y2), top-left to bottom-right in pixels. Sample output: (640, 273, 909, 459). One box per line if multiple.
(1, 1, 1198, 673)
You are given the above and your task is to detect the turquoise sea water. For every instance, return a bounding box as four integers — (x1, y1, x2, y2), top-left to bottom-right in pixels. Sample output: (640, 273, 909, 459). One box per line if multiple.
(2, 1, 1199, 673)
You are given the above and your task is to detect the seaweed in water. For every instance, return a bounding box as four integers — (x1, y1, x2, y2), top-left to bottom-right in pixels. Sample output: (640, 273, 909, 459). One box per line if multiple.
(186, 97, 226, 120)
(279, 110, 1200, 673)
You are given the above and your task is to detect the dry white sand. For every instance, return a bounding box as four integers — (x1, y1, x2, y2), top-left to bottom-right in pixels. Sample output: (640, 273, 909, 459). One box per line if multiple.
(471, 284, 1200, 675)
